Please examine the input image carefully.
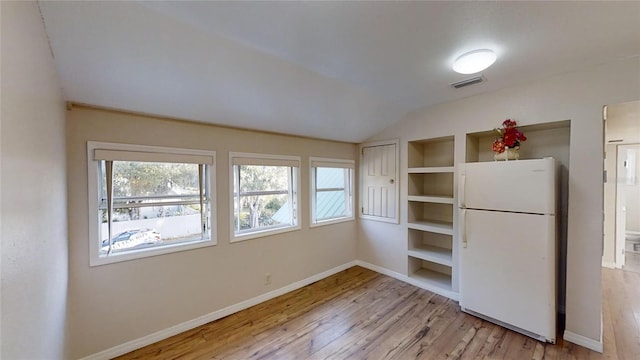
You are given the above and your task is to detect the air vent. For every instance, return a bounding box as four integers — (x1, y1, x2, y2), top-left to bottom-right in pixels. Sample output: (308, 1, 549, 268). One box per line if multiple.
(451, 76, 485, 89)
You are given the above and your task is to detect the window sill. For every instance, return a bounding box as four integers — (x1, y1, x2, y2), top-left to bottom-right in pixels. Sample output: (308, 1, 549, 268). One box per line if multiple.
(310, 216, 354, 228)
(90, 237, 216, 267)
(230, 225, 301, 243)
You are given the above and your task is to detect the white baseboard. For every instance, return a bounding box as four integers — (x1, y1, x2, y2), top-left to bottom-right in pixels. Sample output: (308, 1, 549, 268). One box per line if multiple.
(601, 260, 616, 269)
(354, 260, 459, 301)
(354, 260, 406, 281)
(563, 330, 603, 353)
(80, 260, 358, 360)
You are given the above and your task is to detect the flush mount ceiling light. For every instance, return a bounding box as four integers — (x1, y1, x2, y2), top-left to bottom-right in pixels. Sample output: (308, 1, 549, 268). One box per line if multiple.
(453, 49, 497, 74)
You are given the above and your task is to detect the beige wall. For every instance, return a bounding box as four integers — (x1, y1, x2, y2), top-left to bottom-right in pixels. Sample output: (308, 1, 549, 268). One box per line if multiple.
(606, 100, 640, 143)
(1, 1, 69, 358)
(359, 56, 640, 345)
(66, 106, 358, 358)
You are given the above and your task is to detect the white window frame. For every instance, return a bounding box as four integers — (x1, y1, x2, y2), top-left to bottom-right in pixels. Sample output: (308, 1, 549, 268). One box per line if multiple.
(87, 141, 217, 266)
(229, 152, 301, 243)
(309, 157, 355, 227)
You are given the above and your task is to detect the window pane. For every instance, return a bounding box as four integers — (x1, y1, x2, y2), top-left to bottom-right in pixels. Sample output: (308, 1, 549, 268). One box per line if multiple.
(316, 167, 346, 189)
(100, 160, 209, 256)
(312, 166, 352, 224)
(235, 194, 291, 232)
(111, 161, 200, 198)
(239, 165, 288, 193)
(99, 204, 208, 255)
(234, 164, 296, 236)
(316, 190, 347, 220)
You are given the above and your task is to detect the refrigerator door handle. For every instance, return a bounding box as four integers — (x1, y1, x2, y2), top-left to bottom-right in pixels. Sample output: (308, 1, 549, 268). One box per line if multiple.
(459, 172, 466, 208)
(461, 208, 467, 248)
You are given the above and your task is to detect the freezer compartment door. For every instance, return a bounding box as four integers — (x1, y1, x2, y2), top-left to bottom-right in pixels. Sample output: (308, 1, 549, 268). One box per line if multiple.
(460, 209, 556, 341)
(459, 158, 556, 214)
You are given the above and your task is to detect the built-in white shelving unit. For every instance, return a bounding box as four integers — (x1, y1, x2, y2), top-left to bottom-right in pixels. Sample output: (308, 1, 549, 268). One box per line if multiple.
(406, 136, 457, 299)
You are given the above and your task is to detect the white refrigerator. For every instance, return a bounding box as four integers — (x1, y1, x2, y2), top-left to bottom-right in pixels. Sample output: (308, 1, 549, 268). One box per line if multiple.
(458, 157, 557, 343)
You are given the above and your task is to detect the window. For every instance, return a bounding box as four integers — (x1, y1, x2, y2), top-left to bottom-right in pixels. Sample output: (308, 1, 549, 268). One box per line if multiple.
(230, 152, 300, 242)
(310, 157, 355, 226)
(87, 142, 216, 266)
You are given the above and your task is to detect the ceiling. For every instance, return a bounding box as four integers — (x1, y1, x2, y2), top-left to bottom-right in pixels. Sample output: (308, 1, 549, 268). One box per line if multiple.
(39, 1, 640, 143)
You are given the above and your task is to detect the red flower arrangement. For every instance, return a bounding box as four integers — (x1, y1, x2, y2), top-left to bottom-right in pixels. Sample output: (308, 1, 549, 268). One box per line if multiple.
(492, 119, 527, 153)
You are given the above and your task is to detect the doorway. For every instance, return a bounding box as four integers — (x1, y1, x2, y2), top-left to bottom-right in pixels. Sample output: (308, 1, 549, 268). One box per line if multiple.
(618, 144, 640, 272)
(603, 100, 640, 272)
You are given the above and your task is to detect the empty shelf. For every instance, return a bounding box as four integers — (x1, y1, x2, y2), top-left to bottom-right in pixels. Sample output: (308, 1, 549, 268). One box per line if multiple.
(407, 220, 454, 235)
(408, 195, 454, 204)
(409, 268, 453, 292)
(408, 166, 455, 174)
(408, 245, 453, 267)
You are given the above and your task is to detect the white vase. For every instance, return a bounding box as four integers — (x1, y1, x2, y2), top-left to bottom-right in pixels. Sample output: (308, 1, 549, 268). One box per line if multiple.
(494, 147, 520, 161)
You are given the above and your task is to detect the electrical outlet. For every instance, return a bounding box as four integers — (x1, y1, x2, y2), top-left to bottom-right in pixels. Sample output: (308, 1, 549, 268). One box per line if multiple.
(264, 273, 272, 286)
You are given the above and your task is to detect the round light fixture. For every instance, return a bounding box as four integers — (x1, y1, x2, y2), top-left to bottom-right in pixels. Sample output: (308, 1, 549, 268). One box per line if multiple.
(453, 49, 497, 74)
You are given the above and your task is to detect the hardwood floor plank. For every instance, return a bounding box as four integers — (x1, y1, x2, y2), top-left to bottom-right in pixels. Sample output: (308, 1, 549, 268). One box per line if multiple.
(307, 288, 424, 359)
(601, 272, 619, 360)
(621, 270, 640, 359)
(606, 270, 640, 360)
(485, 330, 521, 359)
(264, 279, 417, 359)
(116, 266, 638, 360)
(360, 294, 448, 359)
(379, 297, 458, 359)
(446, 318, 482, 359)
(502, 335, 537, 359)
(221, 275, 398, 359)
(456, 322, 496, 359)
(317, 291, 438, 359)
(193, 269, 390, 359)
(412, 313, 480, 359)
(468, 325, 508, 359)
(531, 342, 545, 360)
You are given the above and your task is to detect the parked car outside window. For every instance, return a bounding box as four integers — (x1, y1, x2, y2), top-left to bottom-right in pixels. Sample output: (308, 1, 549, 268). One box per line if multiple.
(101, 228, 161, 253)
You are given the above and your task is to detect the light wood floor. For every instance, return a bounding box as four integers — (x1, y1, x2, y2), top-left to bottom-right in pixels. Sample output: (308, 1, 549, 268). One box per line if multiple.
(623, 251, 640, 273)
(117, 266, 639, 359)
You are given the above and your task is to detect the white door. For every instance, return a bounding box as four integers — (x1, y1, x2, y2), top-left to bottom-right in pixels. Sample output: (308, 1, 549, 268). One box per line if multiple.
(361, 143, 397, 222)
(460, 158, 556, 214)
(460, 209, 556, 341)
